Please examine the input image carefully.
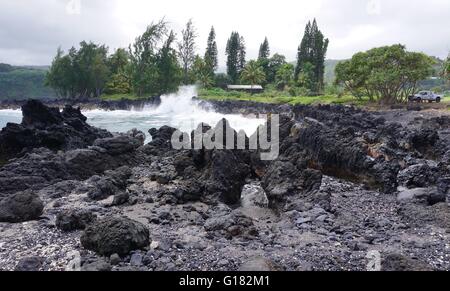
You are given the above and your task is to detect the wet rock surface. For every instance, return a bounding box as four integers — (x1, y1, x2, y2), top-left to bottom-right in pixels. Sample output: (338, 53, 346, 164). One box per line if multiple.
(0, 100, 449, 271)
(0, 100, 112, 162)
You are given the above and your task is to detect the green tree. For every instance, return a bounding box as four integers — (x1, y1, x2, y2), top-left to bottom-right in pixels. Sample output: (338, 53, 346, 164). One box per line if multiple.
(266, 53, 287, 84)
(258, 37, 270, 60)
(46, 42, 110, 98)
(157, 30, 183, 94)
(297, 62, 314, 91)
(104, 72, 131, 95)
(238, 36, 247, 75)
(335, 44, 435, 103)
(73, 41, 110, 97)
(240, 60, 266, 85)
(193, 56, 213, 88)
(178, 19, 197, 85)
(257, 37, 271, 84)
(204, 26, 218, 76)
(108, 48, 130, 75)
(46, 19, 183, 98)
(105, 48, 131, 95)
(129, 19, 169, 96)
(275, 63, 294, 90)
(226, 32, 243, 83)
(295, 19, 329, 93)
(46, 47, 75, 97)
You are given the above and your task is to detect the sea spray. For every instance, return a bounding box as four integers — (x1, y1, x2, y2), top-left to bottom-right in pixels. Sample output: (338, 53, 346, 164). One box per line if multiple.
(0, 86, 265, 143)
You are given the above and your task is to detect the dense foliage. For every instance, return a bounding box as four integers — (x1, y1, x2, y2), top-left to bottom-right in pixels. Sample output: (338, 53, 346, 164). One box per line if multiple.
(335, 44, 435, 103)
(25, 17, 448, 102)
(46, 20, 182, 98)
(128, 20, 182, 96)
(226, 32, 246, 83)
(46, 42, 110, 98)
(240, 60, 266, 85)
(295, 19, 329, 94)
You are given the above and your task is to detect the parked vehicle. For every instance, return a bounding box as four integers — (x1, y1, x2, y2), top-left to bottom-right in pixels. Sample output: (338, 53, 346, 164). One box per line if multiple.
(408, 91, 442, 103)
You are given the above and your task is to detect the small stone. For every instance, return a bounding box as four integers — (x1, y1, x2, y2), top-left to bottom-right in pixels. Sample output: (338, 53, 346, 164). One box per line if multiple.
(150, 241, 160, 250)
(110, 254, 121, 265)
(130, 253, 143, 266)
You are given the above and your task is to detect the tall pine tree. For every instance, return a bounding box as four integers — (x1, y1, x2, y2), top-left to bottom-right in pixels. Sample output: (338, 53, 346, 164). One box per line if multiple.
(238, 36, 246, 74)
(258, 37, 270, 61)
(226, 32, 246, 83)
(295, 19, 328, 93)
(177, 19, 197, 85)
(204, 26, 218, 76)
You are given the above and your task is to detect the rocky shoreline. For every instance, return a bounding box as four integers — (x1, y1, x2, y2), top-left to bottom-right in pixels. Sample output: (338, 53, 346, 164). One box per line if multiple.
(0, 99, 449, 271)
(0, 96, 161, 111)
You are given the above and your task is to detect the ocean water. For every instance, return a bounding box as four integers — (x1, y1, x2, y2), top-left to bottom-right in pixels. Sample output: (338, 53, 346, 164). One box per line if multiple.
(0, 86, 265, 142)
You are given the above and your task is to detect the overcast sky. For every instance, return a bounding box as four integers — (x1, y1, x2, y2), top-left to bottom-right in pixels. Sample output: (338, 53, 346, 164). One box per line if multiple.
(0, 0, 449, 66)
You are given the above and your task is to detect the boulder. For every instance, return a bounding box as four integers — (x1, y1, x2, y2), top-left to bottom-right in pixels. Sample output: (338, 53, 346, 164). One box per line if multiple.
(0, 190, 44, 223)
(86, 176, 119, 201)
(56, 209, 97, 232)
(104, 166, 132, 189)
(241, 183, 269, 208)
(93, 134, 144, 156)
(203, 150, 251, 205)
(14, 257, 44, 271)
(204, 209, 258, 239)
(80, 217, 150, 256)
(112, 191, 130, 206)
(262, 159, 322, 207)
(397, 164, 438, 189)
(381, 253, 433, 271)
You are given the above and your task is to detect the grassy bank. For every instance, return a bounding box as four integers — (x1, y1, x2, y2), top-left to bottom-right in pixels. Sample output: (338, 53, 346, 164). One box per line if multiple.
(101, 88, 450, 108)
(198, 88, 370, 106)
(199, 88, 450, 107)
(100, 93, 141, 101)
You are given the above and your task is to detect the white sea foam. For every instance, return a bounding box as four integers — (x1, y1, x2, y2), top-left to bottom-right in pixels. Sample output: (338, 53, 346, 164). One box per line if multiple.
(1, 86, 265, 142)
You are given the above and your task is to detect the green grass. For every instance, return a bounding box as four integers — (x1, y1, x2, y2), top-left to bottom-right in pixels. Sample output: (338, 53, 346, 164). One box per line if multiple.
(199, 88, 370, 106)
(100, 93, 141, 101)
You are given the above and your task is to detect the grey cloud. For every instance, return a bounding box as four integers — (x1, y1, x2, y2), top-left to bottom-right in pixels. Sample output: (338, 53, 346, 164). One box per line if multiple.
(0, 0, 449, 66)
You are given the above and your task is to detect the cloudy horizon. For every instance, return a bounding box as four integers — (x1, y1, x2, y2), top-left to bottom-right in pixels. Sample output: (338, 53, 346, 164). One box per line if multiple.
(0, 0, 449, 66)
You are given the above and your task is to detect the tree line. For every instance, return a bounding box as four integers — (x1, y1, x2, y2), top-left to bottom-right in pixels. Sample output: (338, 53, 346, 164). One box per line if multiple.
(46, 18, 330, 98)
(45, 17, 447, 103)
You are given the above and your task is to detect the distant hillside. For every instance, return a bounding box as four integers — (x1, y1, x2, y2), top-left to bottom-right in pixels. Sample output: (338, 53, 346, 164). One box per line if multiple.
(324, 59, 342, 85)
(0, 64, 56, 100)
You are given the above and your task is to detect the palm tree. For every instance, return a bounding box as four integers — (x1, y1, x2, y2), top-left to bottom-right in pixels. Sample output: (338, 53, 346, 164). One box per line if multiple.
(240, 60, 266, 85)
